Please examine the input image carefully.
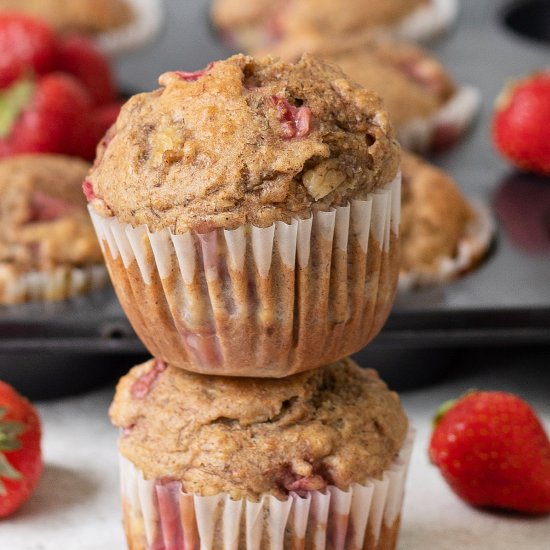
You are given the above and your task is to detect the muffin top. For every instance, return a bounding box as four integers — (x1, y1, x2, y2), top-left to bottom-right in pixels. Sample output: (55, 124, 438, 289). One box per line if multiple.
(0, 0, 133, 34)
(0, 154, 102, 270)
(212, 0, 427, 39)
(86, 53, 400, 233)
(110, 357, 408, 500)
(400, 152, 473, 274)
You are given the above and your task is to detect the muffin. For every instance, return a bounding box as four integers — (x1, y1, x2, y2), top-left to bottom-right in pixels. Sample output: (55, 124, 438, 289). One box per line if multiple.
(399, 152, 493, 287)
(0, 0, 164, 55)
(0, 154, 107, 304)
(111, 357, 413, 550)
(211, 0, 458, 52)
(86, 53, 401, 377)
(259, 37, 481, 152)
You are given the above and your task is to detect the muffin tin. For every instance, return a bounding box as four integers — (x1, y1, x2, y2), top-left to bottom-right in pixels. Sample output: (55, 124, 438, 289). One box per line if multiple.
(1, 0, 550, 397)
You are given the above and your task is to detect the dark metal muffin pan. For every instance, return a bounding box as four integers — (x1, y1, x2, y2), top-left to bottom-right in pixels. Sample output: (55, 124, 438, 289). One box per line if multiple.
(1, 0, 550, 397)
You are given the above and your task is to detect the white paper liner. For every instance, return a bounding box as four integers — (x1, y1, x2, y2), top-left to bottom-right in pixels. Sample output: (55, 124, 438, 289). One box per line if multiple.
(397, 85, 481, 153)
(94, 0, 164, 56)
(120, 427, 415, 550)
(88, 173, 401, 377)
(0, 263, 108, 304)
(395, 0, 459, 43)
(399, 200, 495, 290)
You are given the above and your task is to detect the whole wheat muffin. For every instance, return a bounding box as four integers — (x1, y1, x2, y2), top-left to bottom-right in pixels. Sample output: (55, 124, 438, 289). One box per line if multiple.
(0, 154, 106, 303)
(400, 152, 492, 285)
(87, 53, 399, 232)
(86, 53, 401, 377)
(211, 0, 430, 52)
(0, 0, 133, 35)
(113, 357, 412, 549)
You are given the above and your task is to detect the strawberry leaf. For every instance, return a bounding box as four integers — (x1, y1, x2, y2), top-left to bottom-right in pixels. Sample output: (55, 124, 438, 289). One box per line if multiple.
(0, 78, 35, 139)
(0, 406, 24, 452)
(0, 452, 22, 495)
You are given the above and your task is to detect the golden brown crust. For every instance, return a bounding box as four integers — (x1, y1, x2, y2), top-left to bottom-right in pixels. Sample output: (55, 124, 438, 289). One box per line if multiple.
(0, 0, 134, 34)
(110, 358, 408, 500)
(400, 152, 473, 274)
(87, 54, 400, 233)
(0, 154, 102, 271)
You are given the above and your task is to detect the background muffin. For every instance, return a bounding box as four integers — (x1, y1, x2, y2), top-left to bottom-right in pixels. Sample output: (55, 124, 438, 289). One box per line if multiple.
(0, 154, 107, 303)
(112, 357, 413, 550)
(400, 152, 494, 287)
(211, 0, 458, 52)
(86, 53, 402, 377)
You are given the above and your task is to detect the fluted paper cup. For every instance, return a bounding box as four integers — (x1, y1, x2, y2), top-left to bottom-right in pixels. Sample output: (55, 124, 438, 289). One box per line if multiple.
(0, 263, 107, 305)
(398, 85, 481, 153)
(119, 428, 414, 550)
(94, 0, 164, 56)
(399, 200, 494, 289)
(88, 174, 400, 377)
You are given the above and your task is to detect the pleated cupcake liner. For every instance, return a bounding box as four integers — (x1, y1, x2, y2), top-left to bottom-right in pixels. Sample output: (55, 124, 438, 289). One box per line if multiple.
(88, 173, 401, 377)
(120, 427, 415, 550)
(399, 200, 495, 289)
(94, 0, 164, 56)
(0, 263, 108, 304)
(394, 0, 459, 43)
(397, 85, 481, 153)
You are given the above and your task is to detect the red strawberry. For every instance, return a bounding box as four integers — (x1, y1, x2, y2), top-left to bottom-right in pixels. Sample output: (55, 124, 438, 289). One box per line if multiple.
(0, 13, 58, 90)
(0, 380, 43, 517)
(429, 391, 550, 514)
(56, 35, 116, 106)
(69, 100, 123, 161)
(0, 73, 93, 158)
(492, 71, 550, 176)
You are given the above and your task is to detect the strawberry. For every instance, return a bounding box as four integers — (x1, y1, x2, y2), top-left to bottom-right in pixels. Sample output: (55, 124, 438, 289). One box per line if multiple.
(0, 380, 42, 517)
(0, 13, 58, 90)
(0, 72, 93, 158)
(492, 71, 550, 176)
(429, 391, 550, 514)
(56, 35, 116, 106)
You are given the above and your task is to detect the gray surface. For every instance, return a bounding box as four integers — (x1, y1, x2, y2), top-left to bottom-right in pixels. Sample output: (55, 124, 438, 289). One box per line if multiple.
(1, 0, 550, 358)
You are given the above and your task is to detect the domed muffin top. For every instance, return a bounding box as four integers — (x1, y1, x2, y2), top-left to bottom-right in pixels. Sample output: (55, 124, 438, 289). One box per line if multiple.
(110, 357, 408, 500)
(86, 53, 399, 233)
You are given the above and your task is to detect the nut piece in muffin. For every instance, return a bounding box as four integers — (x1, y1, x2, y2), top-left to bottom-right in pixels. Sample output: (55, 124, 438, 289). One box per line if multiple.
(85, 53, 401, 377)
(0, 0, 134, 35)
(0, 154, 106, 303)
(400, 152, 493, 287)
(211, 0, 456, 52)
(112, 357, 411, 549)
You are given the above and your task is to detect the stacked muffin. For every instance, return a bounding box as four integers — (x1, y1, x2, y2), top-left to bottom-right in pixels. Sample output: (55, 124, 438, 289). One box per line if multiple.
(85, 54, 413, 549)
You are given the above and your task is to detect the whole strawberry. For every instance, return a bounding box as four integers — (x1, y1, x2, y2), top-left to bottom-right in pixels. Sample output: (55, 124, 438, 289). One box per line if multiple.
(492, 71, 550, 176)
(0, 380, 43, 517)
(429, 391, 550, 514)
(0, 73, 93, 158)
(56, 35, 116, 106)
(0, 13, 58, 89)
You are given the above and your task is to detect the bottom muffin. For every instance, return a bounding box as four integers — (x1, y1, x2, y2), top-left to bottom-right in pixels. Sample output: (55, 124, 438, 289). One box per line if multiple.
(110, 357, 413, 550)
(0, 154, 107, 304)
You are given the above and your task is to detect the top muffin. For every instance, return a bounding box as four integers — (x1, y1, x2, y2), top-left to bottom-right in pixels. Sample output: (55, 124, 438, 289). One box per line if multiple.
(86, 53, 400, 233)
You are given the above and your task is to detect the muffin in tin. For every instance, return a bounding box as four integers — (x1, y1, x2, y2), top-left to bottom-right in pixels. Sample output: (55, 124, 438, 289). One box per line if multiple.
(86, 53, 401, 377)
(258, 36, 480, 153)
(112, 357, 413, 550)
(0, 154, 107, 304)
(211, 0, 458, 52)
(399, 152, 493, 287)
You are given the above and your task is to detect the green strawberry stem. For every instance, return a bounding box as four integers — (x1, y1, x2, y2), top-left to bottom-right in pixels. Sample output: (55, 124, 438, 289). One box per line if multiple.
(0, 78, 35, 138)
(433, 390, 478, 427)
(0, 407, 23, 495)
